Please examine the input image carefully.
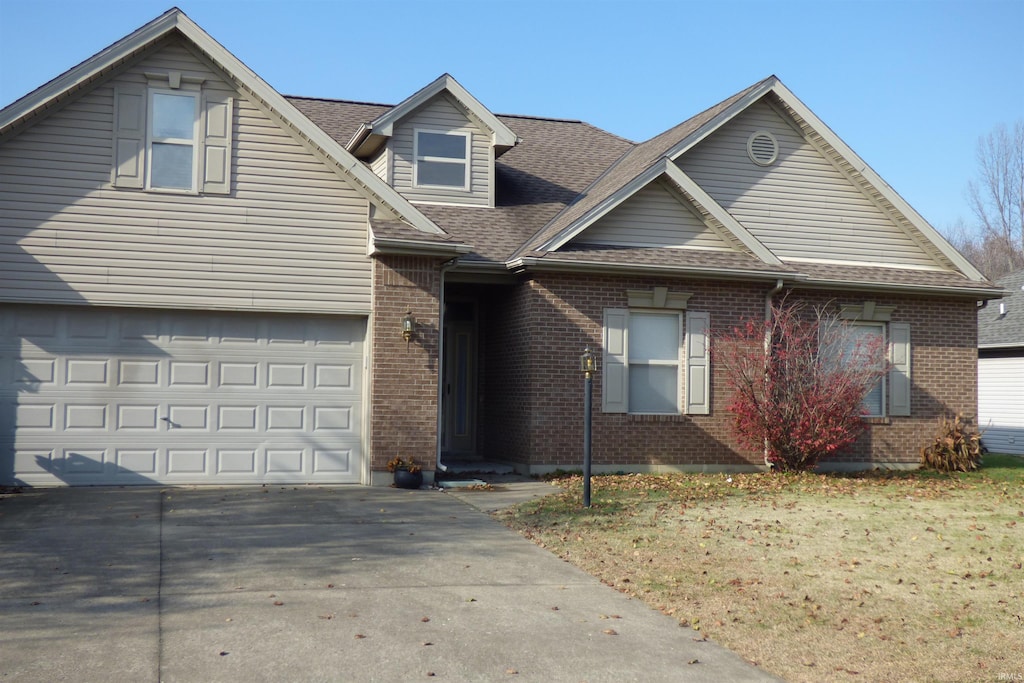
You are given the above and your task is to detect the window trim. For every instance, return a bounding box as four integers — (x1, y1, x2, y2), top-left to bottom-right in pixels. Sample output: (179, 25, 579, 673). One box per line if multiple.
(413, 128, 470, 190)
(145, 88, 200, 194)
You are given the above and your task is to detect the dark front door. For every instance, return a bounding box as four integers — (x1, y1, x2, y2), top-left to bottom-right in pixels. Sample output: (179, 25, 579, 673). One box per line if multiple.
(441, 300, 477, 455)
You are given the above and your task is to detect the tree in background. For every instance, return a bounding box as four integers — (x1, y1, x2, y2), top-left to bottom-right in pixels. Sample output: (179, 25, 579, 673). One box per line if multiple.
(714, 301, 889, 472)
(947, 120, 1024, 280)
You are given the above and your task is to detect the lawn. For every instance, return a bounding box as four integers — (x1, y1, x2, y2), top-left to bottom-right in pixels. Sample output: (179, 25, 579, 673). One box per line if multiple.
(498, 455, 1024, 682)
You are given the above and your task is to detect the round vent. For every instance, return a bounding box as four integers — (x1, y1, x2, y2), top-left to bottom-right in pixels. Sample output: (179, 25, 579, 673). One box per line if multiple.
(747, 130, 779, 166)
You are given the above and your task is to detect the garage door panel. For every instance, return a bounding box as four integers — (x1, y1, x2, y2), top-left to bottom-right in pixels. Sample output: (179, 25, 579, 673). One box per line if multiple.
(2, 306, 365, 485)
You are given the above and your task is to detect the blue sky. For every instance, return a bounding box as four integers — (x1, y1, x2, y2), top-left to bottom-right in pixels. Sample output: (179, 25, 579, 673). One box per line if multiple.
(1, 0, 1021, 235)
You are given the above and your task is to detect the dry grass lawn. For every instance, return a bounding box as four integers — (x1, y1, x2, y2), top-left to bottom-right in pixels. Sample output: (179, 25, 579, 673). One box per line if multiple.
(498, 457, 1024, 682)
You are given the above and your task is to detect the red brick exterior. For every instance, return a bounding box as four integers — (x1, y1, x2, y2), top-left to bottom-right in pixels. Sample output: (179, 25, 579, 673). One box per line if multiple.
(369, 256, 444, 474)
(374, 261, 980, 474)
(474, 274, 979, 471)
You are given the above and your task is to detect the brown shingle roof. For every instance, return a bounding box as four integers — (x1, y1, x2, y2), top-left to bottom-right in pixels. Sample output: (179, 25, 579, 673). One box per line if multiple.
(284, 83, 995, 296)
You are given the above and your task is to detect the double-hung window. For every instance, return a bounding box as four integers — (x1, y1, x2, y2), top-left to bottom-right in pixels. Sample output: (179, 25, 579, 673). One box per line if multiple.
(148, 90, 198, 191)
(112, 78, 232, 195)
(845, 322, 886, 417)
(414, 129, 469, 189)
(828, 306, 912, 418)
(603, 307, 711, 415)
(627, 312, 682, 413)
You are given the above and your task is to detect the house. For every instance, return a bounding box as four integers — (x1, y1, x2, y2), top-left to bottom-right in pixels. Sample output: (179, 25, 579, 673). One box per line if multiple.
(0, 9, 1000, 487)
(978, 269, 1024, 455)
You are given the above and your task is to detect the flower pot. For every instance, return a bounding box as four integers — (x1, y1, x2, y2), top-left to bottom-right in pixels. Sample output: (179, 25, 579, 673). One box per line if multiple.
(393, 468, 423, 489)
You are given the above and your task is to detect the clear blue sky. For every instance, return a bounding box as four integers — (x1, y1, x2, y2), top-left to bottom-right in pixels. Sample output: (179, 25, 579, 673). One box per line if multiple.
(1, 0, 1021, 235)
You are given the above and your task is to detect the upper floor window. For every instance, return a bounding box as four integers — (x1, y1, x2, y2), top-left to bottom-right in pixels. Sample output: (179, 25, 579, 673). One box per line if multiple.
(414, 130, 468, 189)
(149, 91, 198, 191)
(112, 80, 232, 195)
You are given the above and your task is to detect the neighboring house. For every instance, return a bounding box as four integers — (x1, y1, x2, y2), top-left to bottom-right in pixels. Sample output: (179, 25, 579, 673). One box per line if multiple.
(978, 269, 1024, 455)
(0, 10, 1000, 487)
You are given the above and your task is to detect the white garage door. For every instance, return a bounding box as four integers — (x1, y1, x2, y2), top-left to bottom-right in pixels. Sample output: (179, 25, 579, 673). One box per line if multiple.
(0, 306, 365, 485)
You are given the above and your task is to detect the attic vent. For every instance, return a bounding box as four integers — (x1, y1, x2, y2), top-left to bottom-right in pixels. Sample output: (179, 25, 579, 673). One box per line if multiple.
(747, 131, 779, 166)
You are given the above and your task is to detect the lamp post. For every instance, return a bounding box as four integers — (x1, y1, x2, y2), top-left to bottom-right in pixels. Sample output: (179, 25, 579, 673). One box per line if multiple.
(580, 346, 595, 508)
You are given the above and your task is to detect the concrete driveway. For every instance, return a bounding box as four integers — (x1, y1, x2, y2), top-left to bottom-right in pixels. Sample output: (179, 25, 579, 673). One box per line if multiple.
(0, 485, 779, 682)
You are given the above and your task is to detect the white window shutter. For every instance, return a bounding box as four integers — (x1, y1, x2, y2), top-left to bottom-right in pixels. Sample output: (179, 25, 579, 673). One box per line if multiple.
(685, 311, 711, 415)
(603, 309, 628, 413)
(201, 95, 232, 194)
(112, 85, 145, 188)
(889, 322, 911, 416)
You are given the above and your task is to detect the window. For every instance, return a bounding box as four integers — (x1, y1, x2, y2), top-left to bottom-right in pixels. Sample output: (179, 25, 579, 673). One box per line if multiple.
(149, 91, 198, 191)
(414, 130, 468, 188)
(827, 317, 912, 419)
(845, 323, 886, 417)
(112, 81, 232, 195)
(603, 308, 710, 415)
(627, 312, 681, 413)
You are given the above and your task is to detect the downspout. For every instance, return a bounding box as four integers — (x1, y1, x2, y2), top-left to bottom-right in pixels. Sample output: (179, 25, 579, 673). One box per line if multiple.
(434, 257, 459, 473)
(763, 279, 785, 468)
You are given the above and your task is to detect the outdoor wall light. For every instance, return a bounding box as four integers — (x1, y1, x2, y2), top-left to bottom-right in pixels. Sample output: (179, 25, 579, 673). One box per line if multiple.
(580, 346, 595, 379)
(402, 311, 415, 343)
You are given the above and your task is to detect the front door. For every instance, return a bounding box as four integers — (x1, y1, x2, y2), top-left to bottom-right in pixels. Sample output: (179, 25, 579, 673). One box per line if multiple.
(441, 300, 477, 455)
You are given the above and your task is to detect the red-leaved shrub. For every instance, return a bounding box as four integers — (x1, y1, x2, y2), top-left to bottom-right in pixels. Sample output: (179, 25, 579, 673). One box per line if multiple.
(714, 300, 889, 472)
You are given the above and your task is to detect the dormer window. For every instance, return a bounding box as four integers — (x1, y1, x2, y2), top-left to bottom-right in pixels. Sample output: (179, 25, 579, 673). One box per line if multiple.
(414, 129, 468, 189)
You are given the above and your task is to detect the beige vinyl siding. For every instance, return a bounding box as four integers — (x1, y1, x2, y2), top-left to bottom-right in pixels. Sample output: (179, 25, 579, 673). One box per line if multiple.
(391, 94, 491, 206)
(0, 38, 372, 313)
(574, 180, 735, 250)
(677, 100, 945, 269)
(369, 147, 388, 183)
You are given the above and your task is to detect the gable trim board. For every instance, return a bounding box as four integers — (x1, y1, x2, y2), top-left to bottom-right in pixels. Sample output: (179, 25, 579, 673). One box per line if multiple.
(347, 73, 519, 158)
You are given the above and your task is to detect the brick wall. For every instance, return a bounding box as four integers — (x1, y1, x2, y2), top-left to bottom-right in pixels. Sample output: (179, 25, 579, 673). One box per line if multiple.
(370, 256, 443, 474)
(484, 275, 979, 470)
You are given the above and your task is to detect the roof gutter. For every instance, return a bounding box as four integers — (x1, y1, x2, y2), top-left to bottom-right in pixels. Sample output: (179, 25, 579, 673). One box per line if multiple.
(787, 278, 1004, 300)
(370, 237, 472, 256)
(508, 256, 796, 282)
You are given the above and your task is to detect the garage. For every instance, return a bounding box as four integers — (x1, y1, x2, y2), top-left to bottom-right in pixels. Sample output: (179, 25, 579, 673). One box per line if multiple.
(1, 306, 365, 485)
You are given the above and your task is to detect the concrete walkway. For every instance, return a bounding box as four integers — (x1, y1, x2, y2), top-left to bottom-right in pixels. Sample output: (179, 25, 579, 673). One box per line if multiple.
(0, 485, 780, 682)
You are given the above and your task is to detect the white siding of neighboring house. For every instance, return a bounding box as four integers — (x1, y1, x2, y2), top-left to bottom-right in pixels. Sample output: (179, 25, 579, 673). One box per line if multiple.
(574, 180, 736, 251)
(978, 355, 1024, 455)
(677, 100, 946, 270)
(390, 94, 492, 206)
(0, 37, 372, 314)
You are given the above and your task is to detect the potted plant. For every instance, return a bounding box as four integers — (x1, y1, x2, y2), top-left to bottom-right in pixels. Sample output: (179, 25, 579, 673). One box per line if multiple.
(386, 456, 423, 489)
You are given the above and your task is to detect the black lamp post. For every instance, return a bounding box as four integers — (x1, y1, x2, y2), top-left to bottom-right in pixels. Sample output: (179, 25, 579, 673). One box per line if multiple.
(580, 346, 595, 508)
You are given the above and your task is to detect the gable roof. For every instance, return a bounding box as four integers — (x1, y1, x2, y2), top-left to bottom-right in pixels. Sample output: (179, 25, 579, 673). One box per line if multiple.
(346, 73, 519, 158)
(0, 7, 446, 239)
(515, 75, 990, 288)
(979, 269, 1024, 348)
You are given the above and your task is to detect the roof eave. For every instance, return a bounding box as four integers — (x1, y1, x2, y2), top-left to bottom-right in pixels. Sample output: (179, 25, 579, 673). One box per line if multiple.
(370, 237, 472, 256)
(508, 256, 795, 281)
(788, 277, 1003, 299)
(1, 8, 180, 134)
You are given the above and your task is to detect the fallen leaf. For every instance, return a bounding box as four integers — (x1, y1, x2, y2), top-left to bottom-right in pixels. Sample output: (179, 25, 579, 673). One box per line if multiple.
(421, 616, 430, 622)
(603, 628, 618, 635)
(354, 634, 366, 639)
(273, 601, 284, 606)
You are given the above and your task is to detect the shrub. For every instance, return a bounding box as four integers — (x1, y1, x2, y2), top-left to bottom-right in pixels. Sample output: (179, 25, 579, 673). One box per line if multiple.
(714, 300, 889, 472)
(920, 414, 982, 472)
